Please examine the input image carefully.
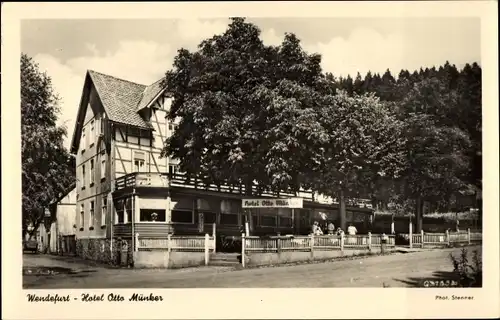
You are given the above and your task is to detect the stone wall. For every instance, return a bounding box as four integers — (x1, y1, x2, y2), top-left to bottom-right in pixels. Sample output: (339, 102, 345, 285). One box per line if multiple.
(76, 238, 133, 266)
(134, 250, 206, 269)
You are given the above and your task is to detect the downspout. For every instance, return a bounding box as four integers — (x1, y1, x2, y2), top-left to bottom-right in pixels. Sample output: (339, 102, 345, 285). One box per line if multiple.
(131, 188, 136, 264)
(110, 122, 115, 257)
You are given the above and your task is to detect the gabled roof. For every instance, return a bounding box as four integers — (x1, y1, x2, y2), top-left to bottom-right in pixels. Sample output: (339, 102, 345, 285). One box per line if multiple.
(137, 78, 165, 111)
(70, 70, 165, 153)
(88, 70, 153, 129)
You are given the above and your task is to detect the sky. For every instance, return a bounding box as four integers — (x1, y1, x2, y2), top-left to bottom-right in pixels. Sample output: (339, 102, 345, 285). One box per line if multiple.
(21, 17, 481, 149)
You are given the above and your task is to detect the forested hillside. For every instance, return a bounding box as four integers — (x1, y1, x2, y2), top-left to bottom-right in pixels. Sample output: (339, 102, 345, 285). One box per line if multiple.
(328, 62, 481, 218)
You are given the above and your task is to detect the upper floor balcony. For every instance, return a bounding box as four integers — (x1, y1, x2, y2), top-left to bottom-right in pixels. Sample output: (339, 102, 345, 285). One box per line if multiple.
(114, 172, 316, 201)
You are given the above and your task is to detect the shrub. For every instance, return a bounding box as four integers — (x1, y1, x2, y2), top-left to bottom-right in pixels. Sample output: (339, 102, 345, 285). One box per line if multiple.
(449, 248, 482, 287)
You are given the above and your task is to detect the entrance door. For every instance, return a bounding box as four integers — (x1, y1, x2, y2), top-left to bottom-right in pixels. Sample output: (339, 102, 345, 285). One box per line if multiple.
(298, 209, 311, 234)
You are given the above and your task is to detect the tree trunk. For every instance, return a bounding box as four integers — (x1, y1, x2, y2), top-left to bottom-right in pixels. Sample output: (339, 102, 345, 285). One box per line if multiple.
(415, 197, 424, 232)
(245, 179, 253, 196)
(339, 189, 347, 230)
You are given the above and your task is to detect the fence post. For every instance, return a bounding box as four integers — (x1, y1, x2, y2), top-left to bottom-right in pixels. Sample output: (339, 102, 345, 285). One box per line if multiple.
(241, 233, 246, 268)
(446, 229, 450, 246)
(340, 232, 344, 252)
(309, 234, 314, 260)
(212, 223, 216, 253)
(204, 233, 209, 266)
(421, 230, 425, 248)
(135, 233, 139, 252)
(467, 228, 471, 245)
(167, 234, 172, 253)
(368, 232, 372, 251)
(276, 233, 281, 254)
(409, 222, 413, 249)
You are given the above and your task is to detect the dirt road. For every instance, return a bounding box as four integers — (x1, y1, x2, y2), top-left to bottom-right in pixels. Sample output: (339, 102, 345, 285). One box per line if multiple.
(23, 246, 480, 288)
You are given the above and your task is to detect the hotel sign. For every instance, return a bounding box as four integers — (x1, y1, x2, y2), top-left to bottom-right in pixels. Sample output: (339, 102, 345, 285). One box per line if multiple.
(242, 198, 303, 209)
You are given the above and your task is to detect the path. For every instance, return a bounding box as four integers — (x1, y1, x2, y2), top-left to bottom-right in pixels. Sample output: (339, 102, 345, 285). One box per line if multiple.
(23, 246, 480, 288)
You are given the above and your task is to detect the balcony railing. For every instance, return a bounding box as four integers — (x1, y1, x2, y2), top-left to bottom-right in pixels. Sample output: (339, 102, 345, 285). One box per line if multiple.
(115, 172, 314, 200)
(114, 172, 169, 189)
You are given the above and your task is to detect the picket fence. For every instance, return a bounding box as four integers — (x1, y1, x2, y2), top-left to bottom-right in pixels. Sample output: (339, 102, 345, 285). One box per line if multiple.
(135, 233, 216, 265)
(244, 233, 395, 252)
(403, 228, 481, 249)
(241, 233, 395, 267)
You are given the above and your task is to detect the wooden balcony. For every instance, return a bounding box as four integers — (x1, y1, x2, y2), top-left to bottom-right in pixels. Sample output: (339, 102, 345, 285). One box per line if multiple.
(115, 172, 315, 200)
(115, 172, 169, 190)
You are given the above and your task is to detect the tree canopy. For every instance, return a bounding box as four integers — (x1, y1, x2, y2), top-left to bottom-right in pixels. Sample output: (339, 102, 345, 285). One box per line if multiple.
(160, 18, 482, 231)
(161, 18, 331, 195)
(21, 53, 75, 237)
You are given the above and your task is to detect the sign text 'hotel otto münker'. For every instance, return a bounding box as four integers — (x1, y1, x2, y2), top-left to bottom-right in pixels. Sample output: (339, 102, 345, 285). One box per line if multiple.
(242, 198, 304, 209)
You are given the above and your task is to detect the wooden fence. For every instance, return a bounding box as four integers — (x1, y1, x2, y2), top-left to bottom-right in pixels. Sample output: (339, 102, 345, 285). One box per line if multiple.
(401, 228, 481, 248)
(242, 233, 395, 267)
(135, 233, 216, 265)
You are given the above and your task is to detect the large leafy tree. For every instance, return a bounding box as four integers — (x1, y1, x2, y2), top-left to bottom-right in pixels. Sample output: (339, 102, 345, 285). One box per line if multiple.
(21, 53, 75, 238)
(161, 18, 330, 196)
(397, 77, 472, 231)
(314, 91, 405, 229)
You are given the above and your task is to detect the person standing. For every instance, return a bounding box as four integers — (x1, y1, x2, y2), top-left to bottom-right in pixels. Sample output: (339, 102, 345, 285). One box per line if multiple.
(337, 227, 344, 236)
(327, 221, 335, 235)
(311, 221, 319, 235)
(347, 223, 358, 235)
(347, 223, 358, 244)
(315, 224, 324, 236)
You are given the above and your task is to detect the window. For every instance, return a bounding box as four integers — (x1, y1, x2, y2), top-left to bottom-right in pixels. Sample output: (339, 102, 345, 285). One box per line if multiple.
(101, 197, 107, 227)
(261, 216, 277, 227)
(81, 165, 86, 189)
(90, 120, 95, 146)
(278, 208, 292, 227)
(220, 200, 240, 225)
(81, 128, 86, 152)
(124, 198, 132, 223)
(100, 154, 106, 180)
(202, 212, 217, 224)
(168, 123, 178, 132)
(279, 216, 292, 227)
(133, 151, 146, 172)
(125, 127, 152, 146)
(220, 212, 239, 225)
(260, 208, 277, 227)
(115, 199, 125, 224)
(140, 209, 166, 222)
(100, 115, 105, 135)
(90, 159, 95, 185)
(278, 208, 293, 227)
(89, 201, 95, 229)
(171, 210, 194, 223)
(80, 204, 84, 229)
